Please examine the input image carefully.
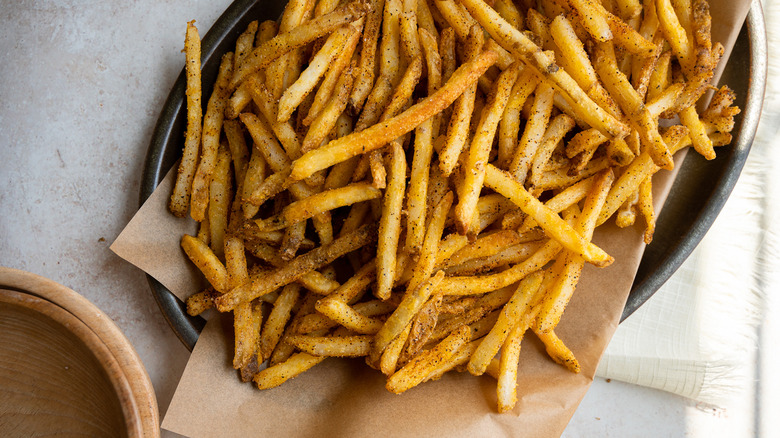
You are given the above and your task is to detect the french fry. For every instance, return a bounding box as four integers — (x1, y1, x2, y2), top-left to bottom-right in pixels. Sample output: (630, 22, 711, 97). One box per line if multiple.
(455, 62, 521, 234)
(637, 175, 656, 244)
(508, 81, 555, 185)
(277, 25, 358, 123)
(254, 352, 325, 389)
(533, 327, 581, 373)
(181, 234, 228, 293)
(386, 324, 471, 393)
(288, 334, 373, 357)
(407, 192, 454, 293)
(438, 25, 483, 176)
(189, 53, 234, 222)
(405, 118, 435, 254)
(231, 0, 370, 89)
(225, 236, 256, 369)
(170, 21, 203, 218)
(375, 142, 407, 299)
(467, 271, 544, 375)
(290, 42, 499, 181)
(260, 284, 301, 359)
(215, 223, 377, 311)
(535, 169, 614, 332)
(527, 113, 576, 189)
(349, 0, 384, 112)
(593, 41, 673, 170)
(484, 164, 614, 267)
(498, 68, 538, 168)
(255, 182, 381, 232)
(208, 144, 233, 258)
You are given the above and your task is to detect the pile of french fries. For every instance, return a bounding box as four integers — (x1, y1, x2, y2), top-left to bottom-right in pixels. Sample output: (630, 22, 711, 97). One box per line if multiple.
(169, 0, 739, 412)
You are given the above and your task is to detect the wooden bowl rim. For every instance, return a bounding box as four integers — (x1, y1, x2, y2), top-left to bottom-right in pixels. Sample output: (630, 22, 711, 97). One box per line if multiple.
(0, 267, 160, 437)
(0, 288, 143, 436)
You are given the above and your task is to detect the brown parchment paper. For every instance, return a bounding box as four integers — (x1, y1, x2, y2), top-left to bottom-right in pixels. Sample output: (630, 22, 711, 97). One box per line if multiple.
(110, 1, 753, 436)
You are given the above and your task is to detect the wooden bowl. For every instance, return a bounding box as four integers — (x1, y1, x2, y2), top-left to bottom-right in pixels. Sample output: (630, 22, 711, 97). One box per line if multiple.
(0, 267, 159, 437)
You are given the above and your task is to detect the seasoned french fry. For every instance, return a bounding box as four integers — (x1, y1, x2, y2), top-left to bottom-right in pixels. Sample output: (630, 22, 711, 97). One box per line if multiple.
(349, 0, 384, 112)
(386, 325, 471, 393)
(533, 327, 580, 373)
(535, 169, 614, 332)
(438, 25, 483, 176)
(208, 144, 233, 258)
(455, 63, 521, 234)
(277, 25, 358, 123)
(181, 234, 228, 293)
(170, 21, 203, 218)
(508, 82, 555, 185)
(255, 182, 381, 232)
(189, 53, 234, 222)
(289, 43, 499, 181)
(215, 224, 377, 311)
(254, 352, 325, 389)
(232, 0, 370, 89)
(467, 271, 544, 375)
(485, 165, 613, 267)
(375, 142, 407, 299)
(637, 175, 656, 244)
(405, 117, 435, 254)
(289, 334, 373, 357)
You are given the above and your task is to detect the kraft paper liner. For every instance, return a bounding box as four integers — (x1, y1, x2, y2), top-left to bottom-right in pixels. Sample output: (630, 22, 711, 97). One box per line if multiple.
(109, 0, 753, 435)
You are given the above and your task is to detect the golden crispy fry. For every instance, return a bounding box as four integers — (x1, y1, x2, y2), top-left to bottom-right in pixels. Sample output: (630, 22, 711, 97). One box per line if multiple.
(349, 0, 384, 112)
(533, 327, 580, 373)
(467, 271, 544, 375)
(254, 352, 325, 389)
(181, 234, 228, 293)
(255, 182, 381, 232)
(379, 322, 412, 375)
(498, 68, 538, 168)
(657, 0, 695, 76)
(170, 21, 203, 218)
(535, 169, 614, 332)
(679, 105, 715, 160)
(260, 284, 301, 359)
(277, 25, 358, 123)
(407, 192, 454, 293)
(232, 0, 370, 89)
(216, 224, 377, 311)
(568, 0, 613, 42)
(185, 287, 219, 316)
(386, 325, 471, 393)
(455, 63, 521, 234)
(458, 0, 629, 138)
(527, 114, 576, 189)
(375, 142, 407, 299)
(289, 44, 499, 181)
(190, 52, 234, 221)
(485, 165, 614, 267)
(637, 175, 656, 244)
(508, 82, 555, 185)
(438, 25, 483, 176)
(288, 334, 373, 357)
(405, 118, 435, 254)
(226, 236, 256, 369)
